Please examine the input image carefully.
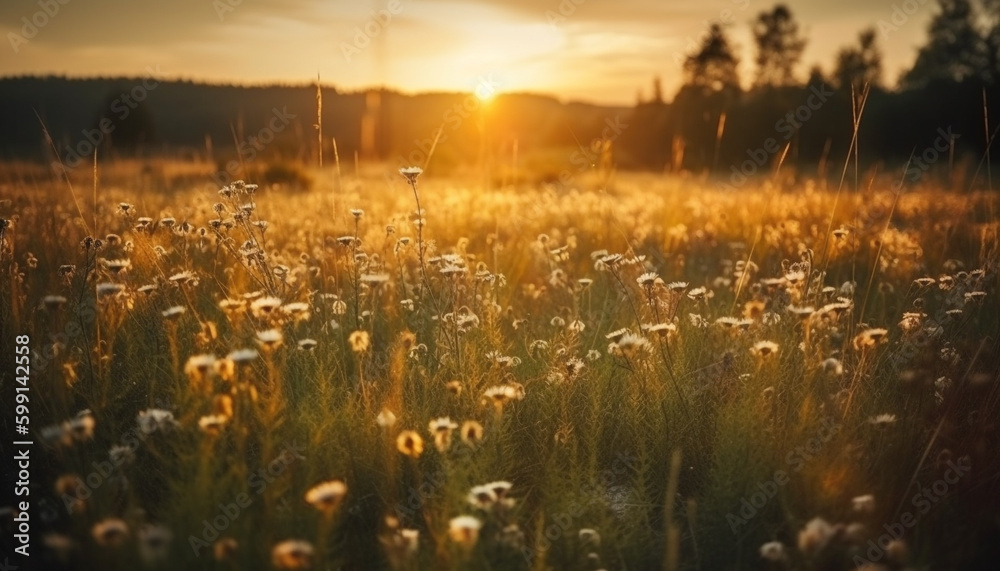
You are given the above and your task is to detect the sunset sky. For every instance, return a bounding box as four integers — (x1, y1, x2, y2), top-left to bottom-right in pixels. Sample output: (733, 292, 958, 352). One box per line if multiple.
(2, 0, 932, 105)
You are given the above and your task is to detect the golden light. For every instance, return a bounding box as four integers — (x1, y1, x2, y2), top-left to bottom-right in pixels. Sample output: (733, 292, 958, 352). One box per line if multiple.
(474, 85, 497, 103)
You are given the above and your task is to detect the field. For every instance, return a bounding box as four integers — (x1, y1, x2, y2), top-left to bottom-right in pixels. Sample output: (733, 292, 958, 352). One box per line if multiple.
(1, 164, 999, 570)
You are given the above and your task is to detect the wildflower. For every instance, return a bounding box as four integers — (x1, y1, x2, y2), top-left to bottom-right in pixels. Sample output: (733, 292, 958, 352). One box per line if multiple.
(637, 272, 659, 286)
(381, 520, 420, 565)
(645, 322, 677, 340)
(461, 420, 484, 446)
(162, 306, 186, 320)
(579, 528, 601, 547)
(605, 328, 630, 342)
(396, 430, 424, 458)
(256, 329, 284, 351)
(92, 518, 129, 547)
(853, 328, 889, 350)
(815, 302, 852, 322)
(614, 333, 651, 358)
(377, 408, 397, 428)
(486, 351, 520, 367)
(446, 380, 463, 395)
(787, 305, 815, 319)
(567, 319, 585, 333)
(138, 524, 173, 564)
(360, 273, 391, 285)
(797, 517, 835, 555)
(448, 516, 482, 547)
(743, 300, 767, 320)
(219, 298, 245, 313)
(565, 357, 585, 380)
(429, 417, 458, 452)
(55, 475, 87, 512)
(349, 330, 370, 353)
(399, 166, 423, 184)
(964, 290, 987, 303)
(67, 410, 95, 441)
(168, 270, 198, 285)
(586, 349, 601, 361)
(297, 338, 318, 351)
(483, 385, 521, 408)
(821, 358, 844, 376)
(137, 409, 179, 435)
(184, 354, 217, 383)
(271, 540, 314, 570)
(96, 282, 126, 298)
(750, 341, 779, 360)
(305, 480, 348, 513)
(759, 541, 785, 562)
(250, 296, 283, 318)
(41, 295, 68, 309)
(852, 494, 875, 513)
(198, 414, 229, 434)
(687, 286, 709, 301)
(898, 312, 925, 334)
(486, 480, 514, 504)
(102, 258, 132, 274)
(227, 348, 259, 364)
(868, 413, 897, 427)
(282, 302, 311, 322)
(467, 485, 497, 509)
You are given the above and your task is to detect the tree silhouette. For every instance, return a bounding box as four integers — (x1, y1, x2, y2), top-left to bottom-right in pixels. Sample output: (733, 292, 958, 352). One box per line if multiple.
(902, 0, 989, 88)
(683, 24, 741, 94)
(752, 4, 807, 88)
(983, 0, 1000, 83)
(832, 28, 883, 90)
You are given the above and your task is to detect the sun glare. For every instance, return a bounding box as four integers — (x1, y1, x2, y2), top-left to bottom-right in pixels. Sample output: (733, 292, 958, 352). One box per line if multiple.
(474, 85, 497, 103)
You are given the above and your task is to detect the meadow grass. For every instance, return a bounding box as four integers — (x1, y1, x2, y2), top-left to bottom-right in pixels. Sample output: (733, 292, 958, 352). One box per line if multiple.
(1, 166, 998, 570)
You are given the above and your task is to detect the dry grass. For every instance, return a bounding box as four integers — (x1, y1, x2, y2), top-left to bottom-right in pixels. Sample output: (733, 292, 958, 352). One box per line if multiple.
(2, 163, 998, 570)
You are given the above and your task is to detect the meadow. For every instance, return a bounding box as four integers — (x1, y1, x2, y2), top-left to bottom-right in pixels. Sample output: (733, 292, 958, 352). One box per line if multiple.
(1, 163, 998, 570)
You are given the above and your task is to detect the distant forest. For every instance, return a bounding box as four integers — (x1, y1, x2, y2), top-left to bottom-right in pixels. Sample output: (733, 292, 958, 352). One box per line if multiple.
(1, 0, 999, 188)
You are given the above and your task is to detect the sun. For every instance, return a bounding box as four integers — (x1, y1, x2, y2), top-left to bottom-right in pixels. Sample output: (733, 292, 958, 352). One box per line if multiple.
(474, 82, 498, 103)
